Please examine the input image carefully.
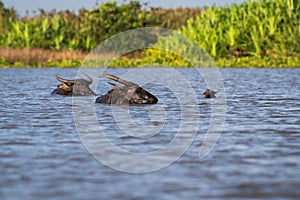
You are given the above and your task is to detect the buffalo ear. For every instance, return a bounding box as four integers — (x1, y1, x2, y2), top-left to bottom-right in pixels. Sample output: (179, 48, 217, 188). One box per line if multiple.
(58, 83, 72, 92)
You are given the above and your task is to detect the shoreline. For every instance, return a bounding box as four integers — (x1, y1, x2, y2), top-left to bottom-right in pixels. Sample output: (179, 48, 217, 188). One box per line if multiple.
(0, 48, 299, 68)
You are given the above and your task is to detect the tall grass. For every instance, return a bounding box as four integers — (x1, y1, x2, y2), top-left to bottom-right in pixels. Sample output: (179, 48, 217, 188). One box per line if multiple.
(0, 1, 201, 51)
(0, 48, 85, 67)
(149, 0, 299, 63)
(1, 0, 299, 67)
(183, 0, 299, 57)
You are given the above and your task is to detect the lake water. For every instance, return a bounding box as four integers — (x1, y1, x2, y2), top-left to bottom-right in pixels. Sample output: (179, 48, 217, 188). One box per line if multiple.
(1, 68, 300, 199)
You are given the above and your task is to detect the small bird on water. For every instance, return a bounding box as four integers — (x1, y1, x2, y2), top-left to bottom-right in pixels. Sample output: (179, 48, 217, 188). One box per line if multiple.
(203, 89, 217, 98)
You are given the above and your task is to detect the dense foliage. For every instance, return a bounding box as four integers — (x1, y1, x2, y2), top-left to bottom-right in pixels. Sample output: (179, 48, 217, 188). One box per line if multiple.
(0, 1, 17, 33)
(149, 0, 300, 62)
(0, 1, 200, 51)
(0, 0, 299, 67)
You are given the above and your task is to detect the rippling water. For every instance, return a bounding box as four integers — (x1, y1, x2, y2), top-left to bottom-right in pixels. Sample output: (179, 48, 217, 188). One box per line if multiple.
(1, 68, 300, 199)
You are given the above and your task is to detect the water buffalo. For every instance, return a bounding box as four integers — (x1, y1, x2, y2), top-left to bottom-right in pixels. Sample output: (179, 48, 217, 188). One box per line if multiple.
(51, 73, 96, 96)
(203, 89, 216, 98)
(96, 74, 158, 105)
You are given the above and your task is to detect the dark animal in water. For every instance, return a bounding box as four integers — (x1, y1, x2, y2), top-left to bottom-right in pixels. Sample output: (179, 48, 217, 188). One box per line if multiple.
(203, 89, 216, 98)
(51, 73, 95, 96)
(96, 74, 158, 105)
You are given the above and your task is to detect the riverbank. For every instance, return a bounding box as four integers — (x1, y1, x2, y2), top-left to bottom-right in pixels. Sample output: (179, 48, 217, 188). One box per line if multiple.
(1, 0, 299, 68)
(0, 48, 299, 68)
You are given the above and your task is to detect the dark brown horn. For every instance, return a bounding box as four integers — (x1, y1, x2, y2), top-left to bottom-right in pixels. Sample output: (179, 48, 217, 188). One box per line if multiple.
(82, 72, 93, 84)
(100, 74, 135, 86)
(108, 82, 117, 86)
(55, 74, 75, 84)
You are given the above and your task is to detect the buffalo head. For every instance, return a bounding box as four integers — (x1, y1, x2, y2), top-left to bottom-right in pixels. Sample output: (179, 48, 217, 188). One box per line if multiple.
(203, 89, 216, 98)
(51, 73, 95, 96)
(96, 74, 158, 105)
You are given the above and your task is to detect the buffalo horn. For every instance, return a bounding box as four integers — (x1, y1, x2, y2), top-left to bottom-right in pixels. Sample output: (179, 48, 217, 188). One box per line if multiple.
(55, 75, 75, 84)
(100, 74, 135, 86)
(82, 72, 93, 84)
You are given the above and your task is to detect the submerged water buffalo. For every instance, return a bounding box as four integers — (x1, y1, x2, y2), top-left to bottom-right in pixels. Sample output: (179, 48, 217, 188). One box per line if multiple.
(51, 73, 96, 96)
(203, 89, 216, 98)
(96, 74, 158, 105)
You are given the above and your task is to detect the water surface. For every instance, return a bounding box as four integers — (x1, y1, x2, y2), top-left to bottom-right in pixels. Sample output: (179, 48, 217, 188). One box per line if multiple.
(1, 68, 300, 199)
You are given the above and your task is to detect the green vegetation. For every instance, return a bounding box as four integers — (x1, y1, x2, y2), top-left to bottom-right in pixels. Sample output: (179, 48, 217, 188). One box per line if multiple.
(0, 0, 299, 68)
(147, 0, 300, 67)
(181, 0, 299, 58)
(0, 1, 200, 51)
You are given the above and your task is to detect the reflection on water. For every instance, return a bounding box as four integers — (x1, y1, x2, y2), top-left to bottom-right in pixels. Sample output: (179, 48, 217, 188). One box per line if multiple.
(1, 68, 300, 199)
